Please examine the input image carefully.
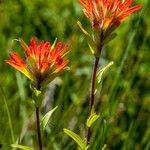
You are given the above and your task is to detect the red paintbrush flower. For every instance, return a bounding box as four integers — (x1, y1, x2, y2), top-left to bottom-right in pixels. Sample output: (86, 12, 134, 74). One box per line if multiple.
(5, 38, 69, 89)
(79, 0, 142, 29)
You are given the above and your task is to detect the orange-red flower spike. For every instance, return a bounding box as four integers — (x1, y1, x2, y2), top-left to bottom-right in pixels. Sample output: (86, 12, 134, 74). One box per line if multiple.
(79, 0, 142, 29)
(5, 38, 69, 89)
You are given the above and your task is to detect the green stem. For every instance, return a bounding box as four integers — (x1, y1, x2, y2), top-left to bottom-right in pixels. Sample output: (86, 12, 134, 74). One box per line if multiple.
(35, 106, 43, 150)
(34, 77, 43, 150)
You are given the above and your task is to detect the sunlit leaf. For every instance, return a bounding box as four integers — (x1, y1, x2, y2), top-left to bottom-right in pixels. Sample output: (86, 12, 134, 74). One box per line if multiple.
(102, 144, 107, 150)
(86, 111, 99, 127)
(88, 43, 95, 55)
(97, 61, 114, 84)
(77, 21, 90, 36)
(11, 144, 33, 150)
(51, 38, 57, 49)
(40, 106, 58, 131)
(34, 89, 41, 97)
(77, 21, 98, 56)
(95, 61, 113, 94)
(63, 128, 87, 150)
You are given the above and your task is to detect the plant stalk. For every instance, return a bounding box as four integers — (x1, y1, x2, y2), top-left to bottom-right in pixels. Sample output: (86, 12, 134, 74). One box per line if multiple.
(86, 56, 100, 147)
(36, 106, 43, 150)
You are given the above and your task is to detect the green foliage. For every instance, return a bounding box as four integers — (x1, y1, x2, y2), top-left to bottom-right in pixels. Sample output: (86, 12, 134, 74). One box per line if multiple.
(86, 110, 99, 128)
(40, 106, 58, 132)
(11, 144, 33, 150)
(77, 21, 97, 56)
(101, 144, 107, 150)
(103, 33, 117, 45)
(63, 128, 88, 150)
(95, 61, 113, 94)
(97, 61, 114, 84)
(0, 0, 150, 149)
(31, 86, 43, 107)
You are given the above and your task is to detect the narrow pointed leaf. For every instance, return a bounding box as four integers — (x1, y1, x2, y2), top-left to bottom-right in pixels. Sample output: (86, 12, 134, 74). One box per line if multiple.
(95, 61, 114, 94)
(103, 33, 117, 45)
(86, 111, 99, 127)
(11, 144, 33, 150)
(88, 43, 95, 55)
(51, 38, 58, 49)
(86, 145, 89, 150)
(40, 106, 58, 131)
(63, 128, 86, 150)
(77, 21, 90, 36)
(97, 61, 114, 84)
(102, 144, 107, 150)
(77, 21, 98, 56)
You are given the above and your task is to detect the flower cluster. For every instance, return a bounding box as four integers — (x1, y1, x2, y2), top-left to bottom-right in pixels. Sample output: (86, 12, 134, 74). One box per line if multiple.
(79, 0, 142, 29)
(79, 0, 142, 57)
(5, 38, 69, 89)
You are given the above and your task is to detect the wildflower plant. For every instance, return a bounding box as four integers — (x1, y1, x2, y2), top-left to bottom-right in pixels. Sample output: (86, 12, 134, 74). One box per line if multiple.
(5, 38, 69, 90)
(64, 0, 142, 149)
(78, 0, 142, 57)
(5, 38, 69, 150)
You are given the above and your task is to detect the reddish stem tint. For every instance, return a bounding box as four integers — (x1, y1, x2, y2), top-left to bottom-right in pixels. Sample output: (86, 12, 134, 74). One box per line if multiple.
(86, 57, 100, 147)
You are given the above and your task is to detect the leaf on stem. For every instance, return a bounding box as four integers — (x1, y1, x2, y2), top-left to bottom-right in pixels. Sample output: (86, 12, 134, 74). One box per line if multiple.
(77, 21, 98, 56)
(102, 144, 107, 150)
(77, 21, 90, 36)
(63, 128, 88, 150)
(40, 106, 58, 132)
(97, 61, 114, 83)
(31, 86, 42, 97)
(11, 144, 33, 150)
(95, 61, 114, 94)
(88, 43, 95, 55)
(86, 110, 99, 127)
(103, 33, 117, 45)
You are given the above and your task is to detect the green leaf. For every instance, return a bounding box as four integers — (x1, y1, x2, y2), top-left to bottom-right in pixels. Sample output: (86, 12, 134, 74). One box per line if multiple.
(30, 85, 43, 107)
(30, 84, 42, 97)
(63, 128, 87, 150)
(11, 144, 33, 150)
(86, 111, 99, 128)
(77, 21, 98, 56)
(51, 38, 57, 49)
(65, 66, 70, 71)
(77, 21, 90, 36)
(97, 61, 114, 84)
(102, 144, 107, 150)
(40, 106, 58, 131)
(95, 61, 113, 94)
(34, 89, 41, 97)
(103, 33, 117, 45)
(88, 43, 95, 55)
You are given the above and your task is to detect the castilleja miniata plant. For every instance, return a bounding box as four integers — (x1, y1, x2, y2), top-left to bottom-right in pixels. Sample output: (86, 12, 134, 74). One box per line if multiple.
(6, 38, 69, 150)
(5, 1, 142, 150)
(79, 0, 142, 57)
(5, 38, 69, 90)
(80, 0, 142, 148)
(63, 0, 142, 149)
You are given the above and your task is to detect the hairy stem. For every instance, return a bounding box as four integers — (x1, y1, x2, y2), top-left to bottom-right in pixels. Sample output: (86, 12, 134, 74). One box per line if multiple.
(36, 106, 43, 150)
(86, 56, 100, 147)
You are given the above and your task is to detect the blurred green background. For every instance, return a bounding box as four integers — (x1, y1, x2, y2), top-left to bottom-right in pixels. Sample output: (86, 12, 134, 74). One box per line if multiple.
(0, 0, 150, 149)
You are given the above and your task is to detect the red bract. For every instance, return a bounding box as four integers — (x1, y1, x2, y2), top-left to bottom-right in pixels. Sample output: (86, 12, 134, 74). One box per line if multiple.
(79, 0, 142, 29)
(5, 38, 69, 89)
